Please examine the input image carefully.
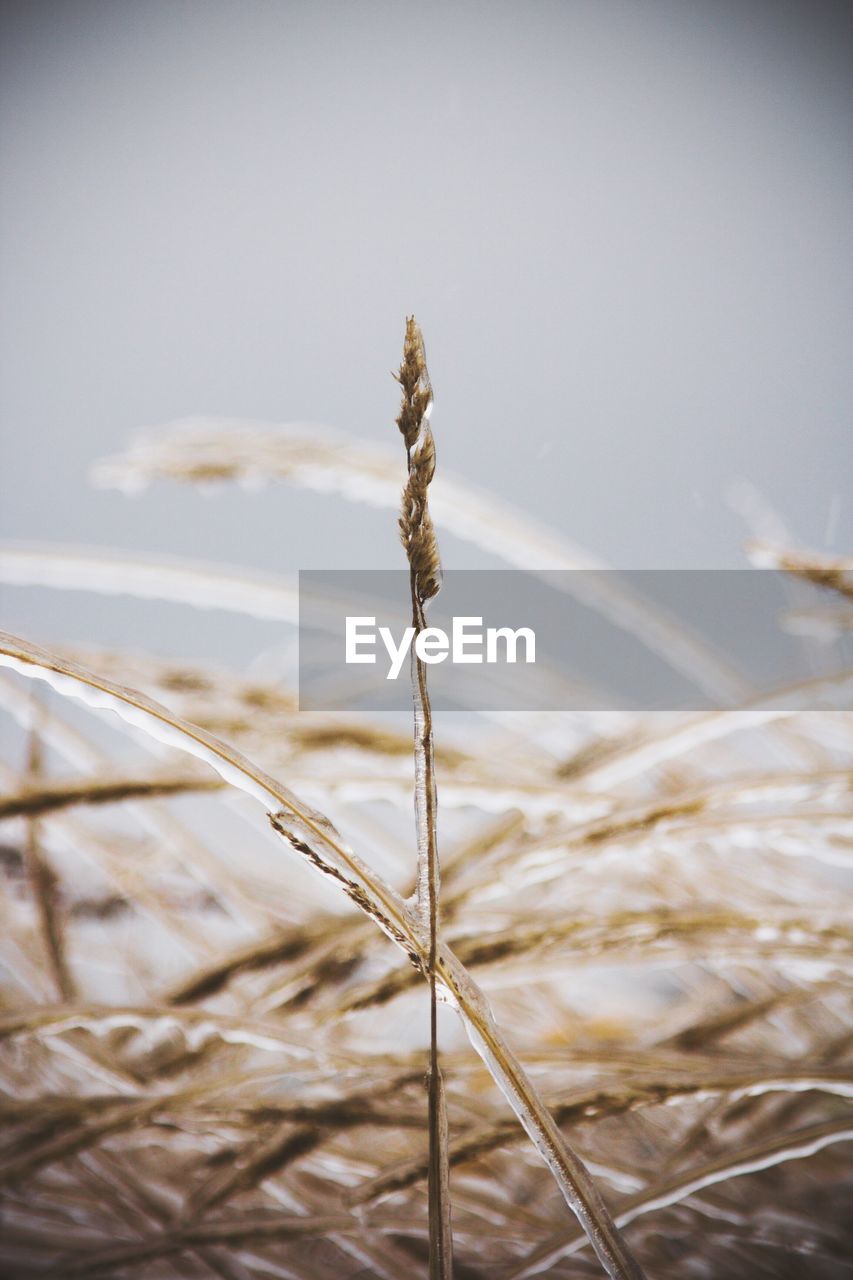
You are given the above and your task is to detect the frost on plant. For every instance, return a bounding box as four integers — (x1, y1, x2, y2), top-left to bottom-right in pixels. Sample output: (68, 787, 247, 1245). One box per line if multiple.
(0, 324, 851, 1279)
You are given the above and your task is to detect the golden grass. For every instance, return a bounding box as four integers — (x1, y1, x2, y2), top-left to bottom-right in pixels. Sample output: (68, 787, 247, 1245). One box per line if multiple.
(0, 323, 850, 1278)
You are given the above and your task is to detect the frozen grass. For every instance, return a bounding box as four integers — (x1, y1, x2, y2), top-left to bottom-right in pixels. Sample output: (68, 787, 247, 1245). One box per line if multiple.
(0, 324, 851, 1278)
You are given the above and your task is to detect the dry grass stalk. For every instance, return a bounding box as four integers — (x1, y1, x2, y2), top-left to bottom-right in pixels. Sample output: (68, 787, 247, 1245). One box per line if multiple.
(749, 540, 853, 602)
(1, 326, 851, 1279)
(90, 418, 748, 697)
(0, 769, 223, 820)
(0, 632, 649, 1279)
(506, 1116, 853, 1280)
(394, 316, 453, 1279)
(22, 715, 75, 1002)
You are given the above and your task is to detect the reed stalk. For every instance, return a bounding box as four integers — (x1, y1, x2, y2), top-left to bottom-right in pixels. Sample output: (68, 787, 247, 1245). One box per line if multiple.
(5, 328, 846, 1278)
(394, 316, 453, 1279)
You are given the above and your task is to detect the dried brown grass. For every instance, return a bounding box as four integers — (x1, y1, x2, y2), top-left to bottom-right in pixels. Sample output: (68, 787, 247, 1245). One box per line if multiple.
(0, 324, 850, 1279)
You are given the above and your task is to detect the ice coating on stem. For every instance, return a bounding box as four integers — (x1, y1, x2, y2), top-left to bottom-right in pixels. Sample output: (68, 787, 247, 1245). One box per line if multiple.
(0, 629, 646, 1275)
(0, 649, 281, 809)
(0, 542, 299, 621)
(461, 1000, 647, 1280)
(0, 634, 417, 955)
(509, 1120, 853, 1278)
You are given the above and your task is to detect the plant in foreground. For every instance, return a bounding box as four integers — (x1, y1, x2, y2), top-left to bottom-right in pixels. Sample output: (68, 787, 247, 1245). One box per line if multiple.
(0, 322, 850, 1278)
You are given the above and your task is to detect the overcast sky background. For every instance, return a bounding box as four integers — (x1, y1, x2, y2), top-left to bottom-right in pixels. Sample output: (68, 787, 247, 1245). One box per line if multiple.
(1, 0, 851, 666)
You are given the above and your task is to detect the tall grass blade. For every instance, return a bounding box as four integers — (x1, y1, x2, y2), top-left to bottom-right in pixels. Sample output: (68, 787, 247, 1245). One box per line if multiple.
(394, 316, 453, 1279)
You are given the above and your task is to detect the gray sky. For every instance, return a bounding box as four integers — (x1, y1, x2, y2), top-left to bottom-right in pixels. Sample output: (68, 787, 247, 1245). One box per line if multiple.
(1, 0, 851, 660)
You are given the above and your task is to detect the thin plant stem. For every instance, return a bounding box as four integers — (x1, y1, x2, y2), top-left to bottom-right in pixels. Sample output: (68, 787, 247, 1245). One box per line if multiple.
(0, 626, 648, 1277)
(395, 316, 453, 1280)
(23, 712, 75, 1001)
